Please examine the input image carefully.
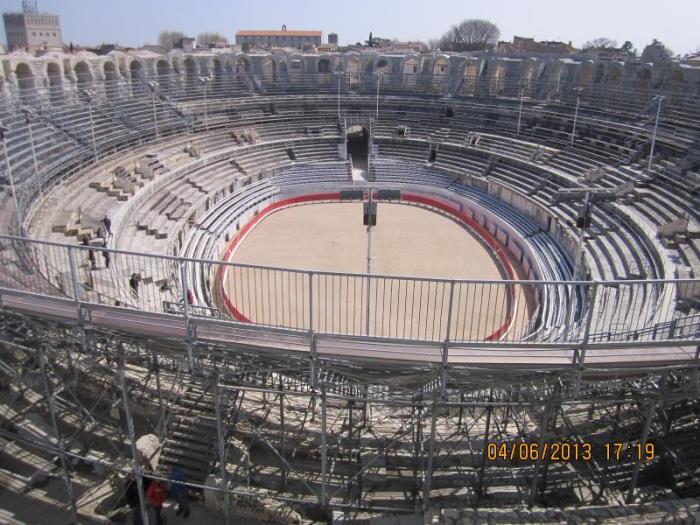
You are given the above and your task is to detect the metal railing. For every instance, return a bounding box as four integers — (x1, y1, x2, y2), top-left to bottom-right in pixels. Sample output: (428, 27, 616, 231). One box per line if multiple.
(0, 234, 698, 347)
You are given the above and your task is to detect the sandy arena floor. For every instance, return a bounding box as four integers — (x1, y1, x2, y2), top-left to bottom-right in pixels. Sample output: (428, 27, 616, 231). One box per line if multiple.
(223, 202, 518, 340)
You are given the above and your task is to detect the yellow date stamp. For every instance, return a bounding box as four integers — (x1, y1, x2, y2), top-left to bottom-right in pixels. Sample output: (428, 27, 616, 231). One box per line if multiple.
(486, 441, 655, 462)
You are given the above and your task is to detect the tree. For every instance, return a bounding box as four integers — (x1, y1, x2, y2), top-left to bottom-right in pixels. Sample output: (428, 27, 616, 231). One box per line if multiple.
(197, 32, 228, 47)
(158, 30, 186, 50)
(582, 37, 618, 50)
(641, 39, 673, 65)
(434, 19, 500, 52)
(621, 40, 637, 56)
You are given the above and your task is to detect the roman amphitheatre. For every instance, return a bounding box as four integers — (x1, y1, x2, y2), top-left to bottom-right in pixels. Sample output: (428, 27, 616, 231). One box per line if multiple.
(0, 43, 698, 525)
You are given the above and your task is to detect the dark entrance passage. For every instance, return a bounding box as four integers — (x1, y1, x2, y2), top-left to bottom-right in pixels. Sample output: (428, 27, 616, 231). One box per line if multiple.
(347, 126, 369, 172)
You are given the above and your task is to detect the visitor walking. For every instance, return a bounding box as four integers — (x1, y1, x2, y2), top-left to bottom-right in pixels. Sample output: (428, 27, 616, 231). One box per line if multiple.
(102, 215, 112, 236)
(168, 464, 190, 518)
(146, 478, 167, 525)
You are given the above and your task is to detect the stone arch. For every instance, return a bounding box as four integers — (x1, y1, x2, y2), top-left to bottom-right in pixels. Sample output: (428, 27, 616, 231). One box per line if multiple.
(103, 61, 119, 96)
(433, 57, 449, 76)
(346, 56, 361, 89)
(403, 57, 420, 88)
(593, 63, 605, 84)
(261, 57, 275, 84)
(46, 62, 62, 102)
(579, 62, 593, 92)
(667, 69, 685, 102)
(317, 58, 331, 73)
(156, 59, 171, 91)
(289, 58, 303, 84)
(491, 61, 507, 95)
(636, 68, 652, 99)
(15, 63, 34, 96)
(74, 61, 92, 86)
(129, 60, 143, 94)
(462, 60, 480, 95)
(235, 56, 250, 73)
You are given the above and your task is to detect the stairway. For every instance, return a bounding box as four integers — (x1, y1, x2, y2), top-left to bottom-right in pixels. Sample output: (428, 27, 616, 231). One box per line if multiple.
(159, 382, 218, 485)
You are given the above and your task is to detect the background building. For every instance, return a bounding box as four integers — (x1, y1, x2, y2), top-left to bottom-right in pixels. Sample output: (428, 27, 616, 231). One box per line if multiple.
(3, 0, 62, 52)
(235, 26, 322, 50)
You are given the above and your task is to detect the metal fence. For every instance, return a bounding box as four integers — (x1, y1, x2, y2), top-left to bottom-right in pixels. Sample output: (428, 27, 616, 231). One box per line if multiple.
(1, 234, 698, 346)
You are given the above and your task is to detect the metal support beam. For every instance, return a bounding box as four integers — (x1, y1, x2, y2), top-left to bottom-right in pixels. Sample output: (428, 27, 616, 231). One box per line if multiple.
(214, 376, 231, 525)
(476, 389, 493, 502)
(37, 346, 78, 523)
(626, 398, 658, 503)
(118, 350, 150, 525)
(528, 402, 553, 507)
(320, 384, 328, 507)
(422, 398, 438, 512)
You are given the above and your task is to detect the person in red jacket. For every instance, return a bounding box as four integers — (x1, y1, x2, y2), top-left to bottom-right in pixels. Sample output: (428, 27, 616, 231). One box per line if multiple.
(146, 478, 167, 525)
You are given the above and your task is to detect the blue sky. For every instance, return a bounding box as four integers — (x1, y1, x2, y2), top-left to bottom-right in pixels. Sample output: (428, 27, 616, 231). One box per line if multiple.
(1, 0, 698, 55)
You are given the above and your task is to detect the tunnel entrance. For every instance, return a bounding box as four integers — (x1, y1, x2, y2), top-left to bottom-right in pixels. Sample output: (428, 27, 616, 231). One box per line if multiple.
(347, 126, 369, 175)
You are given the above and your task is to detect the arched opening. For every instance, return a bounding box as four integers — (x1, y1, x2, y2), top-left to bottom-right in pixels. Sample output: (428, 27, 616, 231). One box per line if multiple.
(636, 69, 651, 101)
(463, 60, 479, 95)
(156, 59, 171, 92)
(668, 70, 685, 103)
(607, 66, 622, 102)
(579, 63, 593, 94)
(403, 58, 419, 88)
(15, 63, 34, 100)
(289, 59, 302, 84)
(376, 58, 390, 88)
(346, 57, 361, 89)
(346, 125, 369, 173)
(47, 62, 62, 103)
(432, 57, 449, 92)
(491, 62, 506, 96)
(104, 62, 119, 96)
(235, 57, 250, 88)
(318, 58, 331, 86)
(74, 61, 92, 87)
(129, 60, 143, 94)
(593, 64, 605, 84)
(261, 58, 275, 85)
(184, 57, 197, 89)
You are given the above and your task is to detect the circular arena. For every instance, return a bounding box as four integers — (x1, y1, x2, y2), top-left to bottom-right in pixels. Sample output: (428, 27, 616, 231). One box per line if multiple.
(0, 49, 699, 524)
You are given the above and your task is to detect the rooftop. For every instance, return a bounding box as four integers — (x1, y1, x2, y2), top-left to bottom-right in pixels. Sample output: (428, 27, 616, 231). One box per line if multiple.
(236, 30, 322, 37)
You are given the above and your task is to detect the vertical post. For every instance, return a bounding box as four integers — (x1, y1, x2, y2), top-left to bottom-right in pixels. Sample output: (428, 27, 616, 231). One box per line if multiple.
(37, 346, 79, 523)
(337, 72, 341, 122)
(365, 189, 373, 336)
(422, 398, 438, 512)
(279, 379, 287, 489)
(88, 102, 98, 161)
(1, 135, 24, 234)
(442, 281, 455, 394)
(476, 389, 493, 501)
(516, 85, 524, 135)
(118, 352, 150, 525)
(203, 84, 209, 132)
(179, 260, 194, 371)
(570, 93, 581, 146)
(308, 271, 314, 334)
(151, 90, 160, 139)
(528, 402, 552, 507)
(376, 73, 380, 120)
(25, 113, 42, 198)
(214, 377, 231, 524)
(573, 281, 599, 397)
(320, 384, 328, 507)
(647, 96, 664, 171)
(626, 399, 658, 503)
(67, 246, 81, 303)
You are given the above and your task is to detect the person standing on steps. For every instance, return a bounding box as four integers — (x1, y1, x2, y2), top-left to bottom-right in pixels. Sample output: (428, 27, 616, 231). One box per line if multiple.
(168, 464, 190, 518)
(146, 477, 167, 525)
